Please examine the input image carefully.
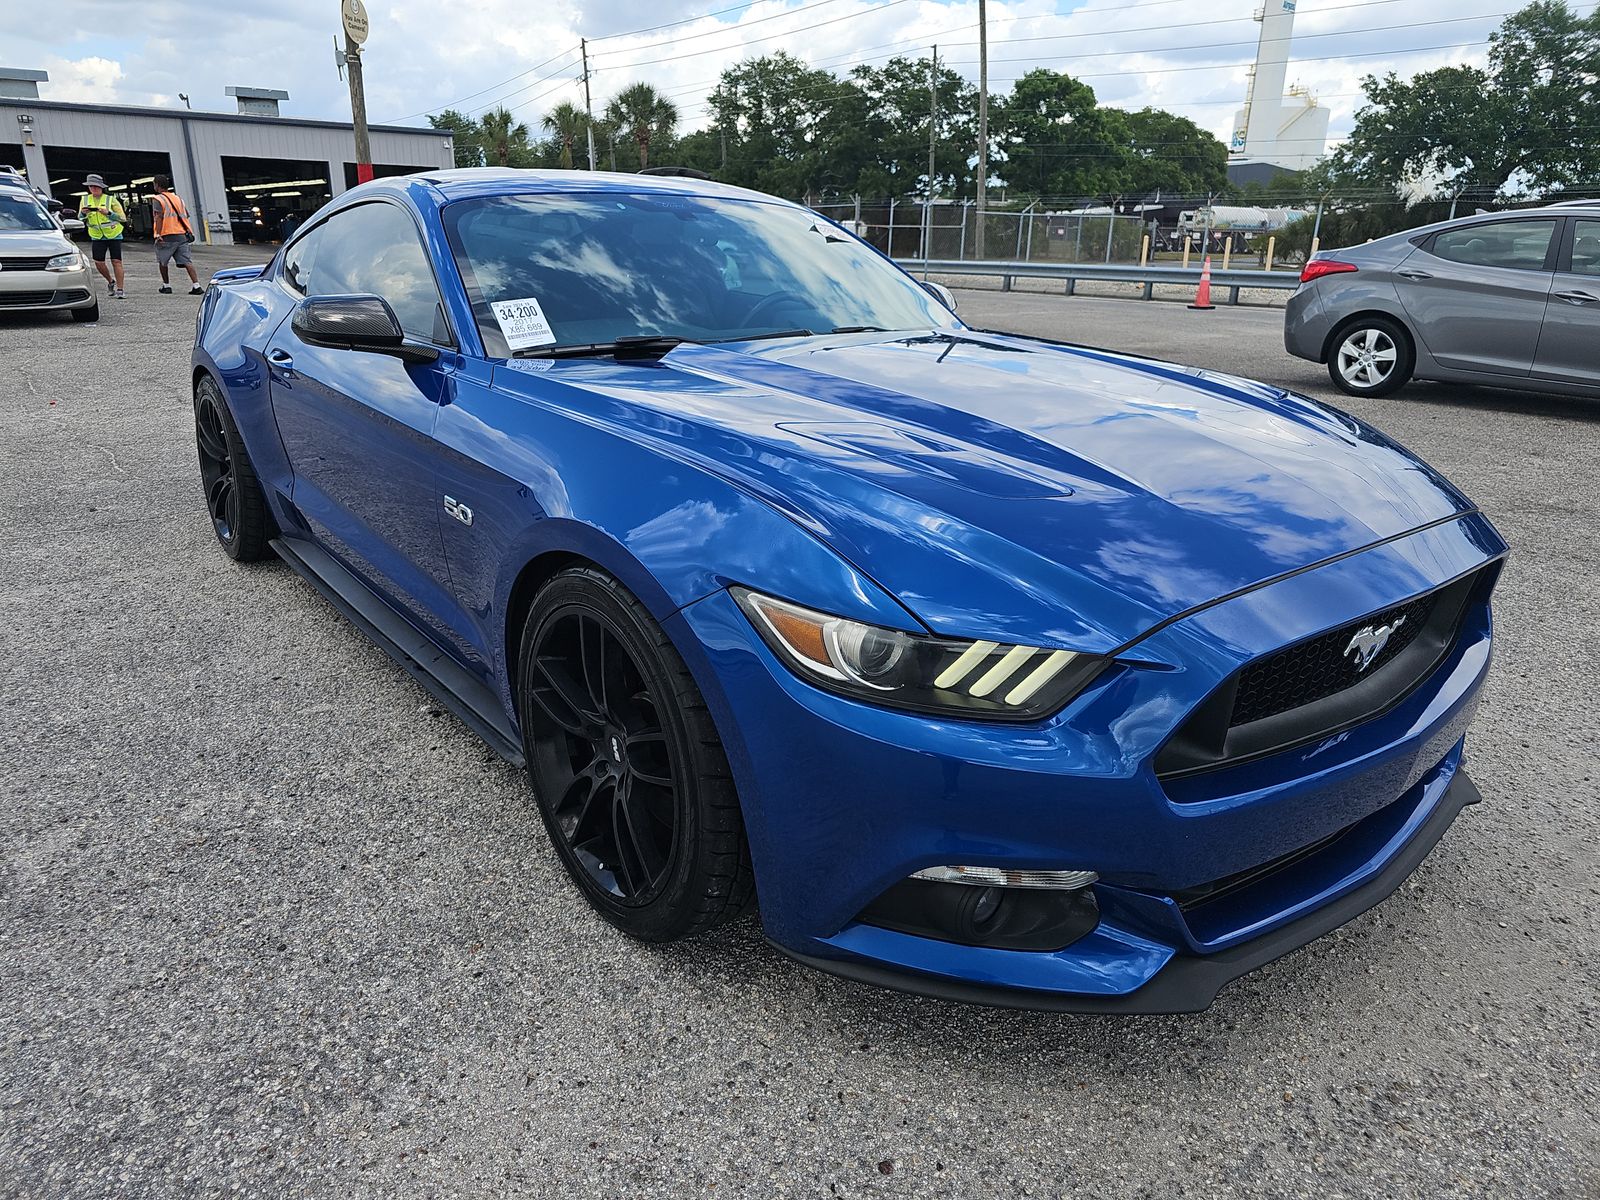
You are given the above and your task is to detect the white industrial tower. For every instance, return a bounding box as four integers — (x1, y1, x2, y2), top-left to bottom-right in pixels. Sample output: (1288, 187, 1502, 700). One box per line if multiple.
(1230, 0, 1330, 172)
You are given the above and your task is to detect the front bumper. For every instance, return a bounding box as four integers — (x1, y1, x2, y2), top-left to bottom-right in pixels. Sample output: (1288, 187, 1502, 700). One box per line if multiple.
(775, 764, 1480, 1013)
(667, 511, 1504, 1012)
(0, 264, 96, 312)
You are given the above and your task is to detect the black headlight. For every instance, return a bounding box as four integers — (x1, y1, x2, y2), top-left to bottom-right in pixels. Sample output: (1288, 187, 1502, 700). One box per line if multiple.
(733, 588, 1106, 719)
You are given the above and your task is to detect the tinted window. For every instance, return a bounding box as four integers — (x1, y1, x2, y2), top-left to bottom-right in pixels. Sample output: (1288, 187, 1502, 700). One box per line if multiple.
(443, 192, 956, 357)
(313, 202, 448, 342)
(1430, 220, 1555, 271)
(1571, 219, 1600, 277)
(281, 225, 321, 294)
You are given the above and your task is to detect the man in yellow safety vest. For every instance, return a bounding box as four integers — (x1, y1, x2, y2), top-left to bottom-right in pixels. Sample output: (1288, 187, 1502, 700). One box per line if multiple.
(81, 173, 127, 299)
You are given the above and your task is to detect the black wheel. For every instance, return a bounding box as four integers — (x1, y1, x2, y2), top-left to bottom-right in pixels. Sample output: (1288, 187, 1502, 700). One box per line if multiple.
(518, 568, 755, 941)
(71, 300, 99, 323)
(1328, 316, 1414, 397)
(193, 376, 274, 562)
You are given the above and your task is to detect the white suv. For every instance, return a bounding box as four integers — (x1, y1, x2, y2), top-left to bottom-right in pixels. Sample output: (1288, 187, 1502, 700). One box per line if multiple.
(0, 172, 97, 322)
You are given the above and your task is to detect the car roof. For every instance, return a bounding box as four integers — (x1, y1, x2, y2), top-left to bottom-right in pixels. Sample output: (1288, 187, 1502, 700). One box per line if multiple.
(399, 166, 781, 206)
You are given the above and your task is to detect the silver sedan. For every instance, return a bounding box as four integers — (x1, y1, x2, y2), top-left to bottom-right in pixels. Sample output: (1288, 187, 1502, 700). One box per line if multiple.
(1285, 201, 1600, 398)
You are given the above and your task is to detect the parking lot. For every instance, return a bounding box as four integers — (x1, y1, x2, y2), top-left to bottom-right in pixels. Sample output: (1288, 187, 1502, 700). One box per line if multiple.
(2, 246, 1595, 1197)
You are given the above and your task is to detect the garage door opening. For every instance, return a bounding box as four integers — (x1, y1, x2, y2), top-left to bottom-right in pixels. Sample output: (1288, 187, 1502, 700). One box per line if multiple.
(40, 146, 176, 239)
(221, 156, 333, 244)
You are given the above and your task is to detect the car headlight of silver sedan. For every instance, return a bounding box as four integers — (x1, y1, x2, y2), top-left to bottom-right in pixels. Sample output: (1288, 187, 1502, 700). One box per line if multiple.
(733, 588, 1106, 719)
(46, 251, 82, 272)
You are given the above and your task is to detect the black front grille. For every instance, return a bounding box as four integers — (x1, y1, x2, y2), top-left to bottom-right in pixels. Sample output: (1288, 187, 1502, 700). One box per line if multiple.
(1230, 593, 1435, 727)
(0, 255, 53, 271)
(0, 290, 55, 306)
(1155, 567, 1490, 782)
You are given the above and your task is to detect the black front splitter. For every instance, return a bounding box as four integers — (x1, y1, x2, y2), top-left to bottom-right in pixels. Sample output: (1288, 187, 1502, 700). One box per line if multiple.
(770, 769, 1481, 1015)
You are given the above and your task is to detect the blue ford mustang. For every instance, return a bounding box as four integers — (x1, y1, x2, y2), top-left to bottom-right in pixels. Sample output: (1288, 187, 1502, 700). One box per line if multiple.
(191, 169, 1506, 1012)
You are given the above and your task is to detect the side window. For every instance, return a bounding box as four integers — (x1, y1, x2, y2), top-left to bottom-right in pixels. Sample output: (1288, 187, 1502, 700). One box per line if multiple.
(313, 202, 450, 343)
(1429, 220, 1556, 271)
(1570, 219, 1600, 277)
(281, 225, 322, 294)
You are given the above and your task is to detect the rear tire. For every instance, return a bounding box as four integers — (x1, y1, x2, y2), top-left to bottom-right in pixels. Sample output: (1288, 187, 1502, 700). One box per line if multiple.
(518, 567, 755, 942)
(71, 301, 99, 323)
(193, 375, 273, 562)
(1327, 316, 1413, 397)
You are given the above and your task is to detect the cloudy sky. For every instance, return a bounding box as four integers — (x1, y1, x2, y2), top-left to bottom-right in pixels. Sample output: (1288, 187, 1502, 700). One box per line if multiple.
(3, 0, 1522, 147)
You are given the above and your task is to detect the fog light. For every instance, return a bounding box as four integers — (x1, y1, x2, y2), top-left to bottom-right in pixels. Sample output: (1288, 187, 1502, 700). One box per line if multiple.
(911, 865, 1099, 890)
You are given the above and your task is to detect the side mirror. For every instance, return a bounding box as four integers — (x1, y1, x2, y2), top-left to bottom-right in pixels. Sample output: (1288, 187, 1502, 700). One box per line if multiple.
(292, 294, 438, 363)
(921, 280, 958, 312)
(45, 198, 63, 213)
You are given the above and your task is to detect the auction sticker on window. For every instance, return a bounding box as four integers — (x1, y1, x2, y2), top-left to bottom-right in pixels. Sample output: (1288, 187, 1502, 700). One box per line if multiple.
(490, 296, 557, 350)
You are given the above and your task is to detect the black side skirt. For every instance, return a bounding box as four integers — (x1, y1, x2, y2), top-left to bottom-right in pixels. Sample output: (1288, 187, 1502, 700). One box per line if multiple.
(270, 536, 525, 766)
(770, 769, 1481, 1015)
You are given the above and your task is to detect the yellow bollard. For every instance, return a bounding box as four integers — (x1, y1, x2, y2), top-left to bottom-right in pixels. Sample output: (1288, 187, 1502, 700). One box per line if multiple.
(1182, 238, 1192, 270)
(1139, 234, 1150, 267)
(1309, 236, 1320, 258)
(1222, 240, 1232, 271)
(1265, 235, 1277, 270)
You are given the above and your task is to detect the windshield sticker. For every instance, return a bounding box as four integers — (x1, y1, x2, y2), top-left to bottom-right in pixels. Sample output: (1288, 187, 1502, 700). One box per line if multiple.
(501, 357, 554, 373)
(490, 296, 557, 350)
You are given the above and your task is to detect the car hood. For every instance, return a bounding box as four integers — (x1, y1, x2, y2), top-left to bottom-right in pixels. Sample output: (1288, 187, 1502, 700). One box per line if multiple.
(496, 332, 1476, 652)
(0, 229, 74, 256)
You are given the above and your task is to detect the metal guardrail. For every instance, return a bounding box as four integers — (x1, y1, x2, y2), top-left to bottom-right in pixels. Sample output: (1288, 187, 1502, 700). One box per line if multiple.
(894, 258, 1302, 303)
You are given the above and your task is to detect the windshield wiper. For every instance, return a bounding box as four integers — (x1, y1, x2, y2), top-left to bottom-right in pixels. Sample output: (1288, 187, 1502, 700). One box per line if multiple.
(829, 325, 891, 334)
(513, 334, 689, 361)
(706, 328, 814, 345)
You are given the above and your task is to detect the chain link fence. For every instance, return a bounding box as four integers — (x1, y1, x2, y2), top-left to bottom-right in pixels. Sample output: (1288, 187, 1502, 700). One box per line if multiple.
(810, 200, 1296, 267)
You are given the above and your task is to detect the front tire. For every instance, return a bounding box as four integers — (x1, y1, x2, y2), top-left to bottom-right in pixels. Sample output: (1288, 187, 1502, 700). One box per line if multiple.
(1328, 316, 1413, 397)
(518, 568, 755, 942)
(193, 375, 273, 562)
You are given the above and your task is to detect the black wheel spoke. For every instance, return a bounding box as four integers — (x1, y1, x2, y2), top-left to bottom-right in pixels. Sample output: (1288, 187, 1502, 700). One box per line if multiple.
(625, 729, 673, 787)
(522, 605, 684, 906)
(196, 412, 229, 464)
(616, 777, 669, 887)
(206, 475, 233, 525)
(530, 654, 604, 735)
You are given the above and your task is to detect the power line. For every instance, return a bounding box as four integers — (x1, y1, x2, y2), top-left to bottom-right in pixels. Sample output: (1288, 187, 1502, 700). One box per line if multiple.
(383, 44, 582, 124)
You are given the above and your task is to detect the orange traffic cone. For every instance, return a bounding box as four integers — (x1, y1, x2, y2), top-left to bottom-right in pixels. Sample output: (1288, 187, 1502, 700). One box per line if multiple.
(1189, 255, 1215, 310)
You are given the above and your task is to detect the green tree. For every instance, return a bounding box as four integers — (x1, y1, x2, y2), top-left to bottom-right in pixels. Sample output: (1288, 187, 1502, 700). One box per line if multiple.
(849, 56, 977, 198)
(1325, 0, 1600, 196)
(479, 106, 535, 168)
(541, 101, 588, 170)
(994, 70, 1125, 201)
(604, 83, 679, 172)
(427, 109, 484, 168)
(1110, 108, 1230, 197)
(708, 53, 863, 197)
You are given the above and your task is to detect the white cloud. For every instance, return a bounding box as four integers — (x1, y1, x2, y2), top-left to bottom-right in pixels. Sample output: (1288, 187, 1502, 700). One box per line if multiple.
(2, 0, 1502, 152)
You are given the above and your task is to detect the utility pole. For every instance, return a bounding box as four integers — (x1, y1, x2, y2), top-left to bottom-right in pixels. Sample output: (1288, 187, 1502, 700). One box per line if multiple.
(975, 0, 988, 259)
(925, 45, 937, 269)
(340, 0, 373, 184)
(581, 38, 597, 171)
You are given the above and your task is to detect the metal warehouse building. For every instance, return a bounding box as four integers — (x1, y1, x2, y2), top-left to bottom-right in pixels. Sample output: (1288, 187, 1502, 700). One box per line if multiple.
(0, 69, 453, 245)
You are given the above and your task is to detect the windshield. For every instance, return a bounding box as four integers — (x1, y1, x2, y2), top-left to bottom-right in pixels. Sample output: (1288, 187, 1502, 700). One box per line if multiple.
(443, 191, 958, 356)
(0, 191, 56, 232)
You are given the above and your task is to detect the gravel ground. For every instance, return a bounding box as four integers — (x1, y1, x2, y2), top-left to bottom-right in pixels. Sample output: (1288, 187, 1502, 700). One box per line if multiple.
(2, 247, 1596, 1198)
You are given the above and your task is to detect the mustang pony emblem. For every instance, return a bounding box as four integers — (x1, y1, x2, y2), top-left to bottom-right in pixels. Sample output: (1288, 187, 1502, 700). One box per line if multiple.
(1345, 616, 1406, 672)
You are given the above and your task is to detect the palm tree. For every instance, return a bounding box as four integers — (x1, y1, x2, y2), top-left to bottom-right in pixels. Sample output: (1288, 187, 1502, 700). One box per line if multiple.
(603, 83, 679, 171)
(541, 101, 588, 170)
(479, 106, 532, 168)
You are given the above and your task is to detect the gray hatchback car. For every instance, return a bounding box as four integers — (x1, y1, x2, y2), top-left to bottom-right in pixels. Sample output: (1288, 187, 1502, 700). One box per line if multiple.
(1285, 201, 1600, 398)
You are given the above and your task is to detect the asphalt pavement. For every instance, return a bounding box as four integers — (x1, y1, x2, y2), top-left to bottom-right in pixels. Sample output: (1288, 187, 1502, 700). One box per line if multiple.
(2, 247, 1596, 1198)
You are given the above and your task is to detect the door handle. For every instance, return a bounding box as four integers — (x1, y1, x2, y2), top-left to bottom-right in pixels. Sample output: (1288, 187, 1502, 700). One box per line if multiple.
(1395, 268, 1433, 280)
(267, 348, 296, 372)
(1553, 289, 1600, 304)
